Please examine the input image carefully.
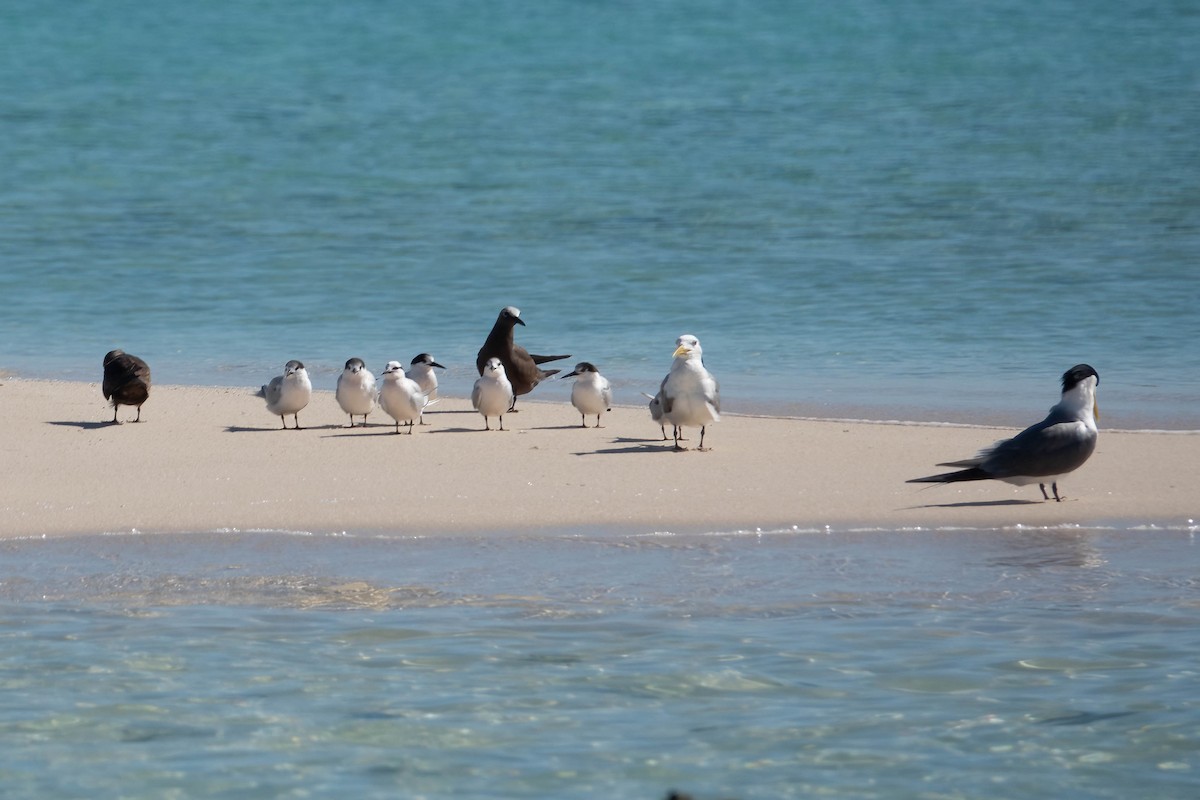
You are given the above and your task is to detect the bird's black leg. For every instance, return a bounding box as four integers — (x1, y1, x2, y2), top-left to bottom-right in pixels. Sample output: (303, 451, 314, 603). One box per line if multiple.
(499, 415, 506, 431)
(293, 414, 303, 430)
(673, 426, 685, 452)
(1039, 483, 1050, 501)
(595, 415, 603, 428)
(279, 415, 287, 430)
(112, 405, 120, 424)
(1052, 482, 1063, 502)
(580, 414, 587, 428)
(698, 425, 708, 451)
(134, 405, 142, 423)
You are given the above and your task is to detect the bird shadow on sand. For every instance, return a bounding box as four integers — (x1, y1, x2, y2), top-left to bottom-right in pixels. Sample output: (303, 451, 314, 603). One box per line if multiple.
(323, 429, 406, 438)
(48, 420, 124, 431)
(573, 437, 680, 456)
(224, 424, 343, 433)
(906, 499, 1046, 510)
(529, 424, 604, 431)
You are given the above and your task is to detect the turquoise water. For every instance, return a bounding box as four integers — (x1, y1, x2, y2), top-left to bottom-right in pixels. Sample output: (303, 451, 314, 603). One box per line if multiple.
(1, 0, 1198, 426)
(2, 527, 1198, 799)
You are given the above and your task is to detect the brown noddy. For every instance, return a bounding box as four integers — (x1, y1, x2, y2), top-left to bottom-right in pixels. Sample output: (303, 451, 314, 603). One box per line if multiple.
(475, 306, 569, 410)
(102, 349, 151, 423)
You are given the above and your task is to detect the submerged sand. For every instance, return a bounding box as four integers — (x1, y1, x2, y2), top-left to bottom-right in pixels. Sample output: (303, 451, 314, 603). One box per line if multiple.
(1, 379, 1196, 538)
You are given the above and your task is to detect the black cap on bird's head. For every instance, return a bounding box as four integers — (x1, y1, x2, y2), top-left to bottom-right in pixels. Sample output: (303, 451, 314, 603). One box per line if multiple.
(561, 361, 599, 379)
(410, 353, 446, 369)
(344, 357, 366, 371)
(1062, 364, 1099, 392)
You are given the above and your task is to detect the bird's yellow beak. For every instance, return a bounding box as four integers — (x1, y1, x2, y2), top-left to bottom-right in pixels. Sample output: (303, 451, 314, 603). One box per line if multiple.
(1094, 400, 1100, 421)
(672, 345, 690, 358)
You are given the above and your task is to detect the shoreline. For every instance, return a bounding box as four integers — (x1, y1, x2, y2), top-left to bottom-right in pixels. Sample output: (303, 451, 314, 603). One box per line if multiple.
(2, 379, 1196, 539)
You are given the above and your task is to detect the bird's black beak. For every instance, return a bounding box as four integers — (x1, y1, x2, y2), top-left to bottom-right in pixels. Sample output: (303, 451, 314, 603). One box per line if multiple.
(431, 361, 446, 370)
(515, 318, 526, 326)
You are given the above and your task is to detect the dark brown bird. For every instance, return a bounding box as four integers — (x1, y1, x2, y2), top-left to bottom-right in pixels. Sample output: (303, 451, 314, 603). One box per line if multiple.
(102, 349, 151, 423)
(475, 306, 569, 410)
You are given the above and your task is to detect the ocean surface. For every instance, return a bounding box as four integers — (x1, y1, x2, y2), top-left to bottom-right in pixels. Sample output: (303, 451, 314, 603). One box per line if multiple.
(3, 4, 1199, 798)
(2, 527, 1199, 799)
(1, 0, 1198, 428)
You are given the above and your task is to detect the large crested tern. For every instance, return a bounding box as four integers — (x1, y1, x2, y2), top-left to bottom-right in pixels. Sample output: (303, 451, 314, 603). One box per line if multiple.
(908, 364, 1100, 502)
(659, 334, 721, 451)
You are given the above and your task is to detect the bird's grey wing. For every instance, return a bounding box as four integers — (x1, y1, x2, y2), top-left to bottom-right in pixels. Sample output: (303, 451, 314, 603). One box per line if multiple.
(470, 382, 482, 410)
(263, 376, 283, 405)
(658, 374, 673, 414)
(708, 375, 720, 414)
(981, 418, 1095, 478)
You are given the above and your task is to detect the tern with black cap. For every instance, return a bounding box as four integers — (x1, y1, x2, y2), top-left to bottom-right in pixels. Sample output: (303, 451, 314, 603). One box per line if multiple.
(258, 360, 312, 430)
(560, 361, 613, 428)
(908, 364, 1100, 502)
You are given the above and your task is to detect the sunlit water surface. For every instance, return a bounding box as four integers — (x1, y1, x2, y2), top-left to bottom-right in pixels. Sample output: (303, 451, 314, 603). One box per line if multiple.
(2, 527, 1197, 799)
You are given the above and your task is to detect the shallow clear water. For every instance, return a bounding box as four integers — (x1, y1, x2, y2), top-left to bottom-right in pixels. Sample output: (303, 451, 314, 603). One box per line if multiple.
(1, 0, 1198, 426)
(2, 528, 1198, 799)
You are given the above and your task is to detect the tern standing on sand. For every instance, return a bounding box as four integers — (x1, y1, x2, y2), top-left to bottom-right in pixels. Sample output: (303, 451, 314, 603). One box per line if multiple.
(336, 357, 377, 428)
(473, 357, 515, 431)
(659, 334, 721, 451)
(642, 390, 670, 441)
(102, 349, 151, 423)
(379, 360, 427, 434)
(908, 364, 1100, 502)
(561, 362, 613, 428)
(258, 360, 312, 430)
(406, 353, 445, 425)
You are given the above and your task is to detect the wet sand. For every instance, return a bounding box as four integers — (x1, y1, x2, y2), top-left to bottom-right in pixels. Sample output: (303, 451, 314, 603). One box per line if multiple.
(1, 379, 1196, 538)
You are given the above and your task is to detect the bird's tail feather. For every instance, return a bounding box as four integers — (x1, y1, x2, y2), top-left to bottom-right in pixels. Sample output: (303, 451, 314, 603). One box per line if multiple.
(936, 459, 983, 468)
(907, 467, 991, 485)
(530, 353, 571, 365)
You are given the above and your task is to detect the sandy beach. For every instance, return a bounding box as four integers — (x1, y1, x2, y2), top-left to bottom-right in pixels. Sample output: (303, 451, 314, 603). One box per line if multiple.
(1, 378, 1195, 539)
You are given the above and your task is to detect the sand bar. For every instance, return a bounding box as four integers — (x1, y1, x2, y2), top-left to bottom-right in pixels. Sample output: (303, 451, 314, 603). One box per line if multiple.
(1, 379, 1196, 539)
